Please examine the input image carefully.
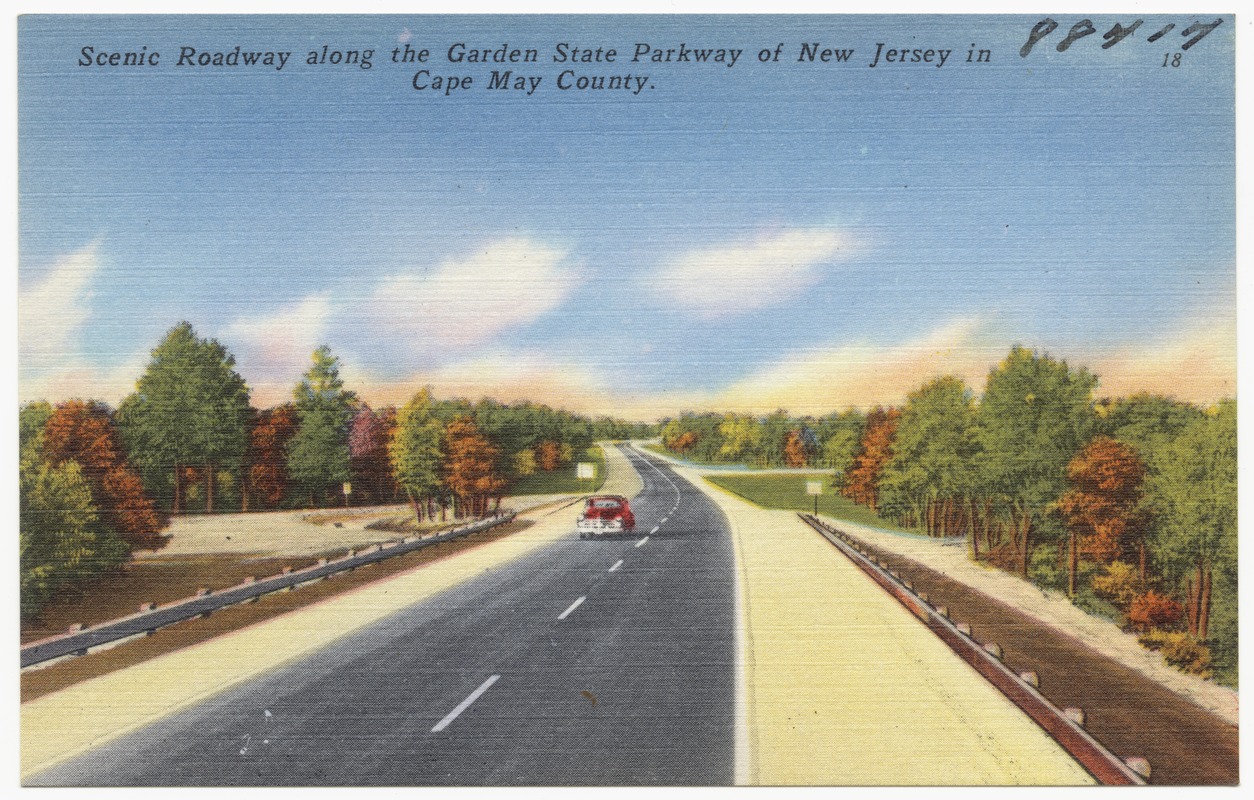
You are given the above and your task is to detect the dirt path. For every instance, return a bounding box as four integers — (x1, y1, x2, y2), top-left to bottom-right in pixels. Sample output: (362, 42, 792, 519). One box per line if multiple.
(817, 524, 1239, 785)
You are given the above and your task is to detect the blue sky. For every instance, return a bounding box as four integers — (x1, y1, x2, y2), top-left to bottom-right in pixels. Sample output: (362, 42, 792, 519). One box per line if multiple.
(18, 14, 1236, 419)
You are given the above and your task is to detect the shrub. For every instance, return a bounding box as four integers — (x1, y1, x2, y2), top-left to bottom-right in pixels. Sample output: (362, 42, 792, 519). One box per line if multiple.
(1162, 635, 1212, 677)
(1140, 631, 1212, 678)
(1091, 561, 1142, 611)
(1127, 590, 1184, 631)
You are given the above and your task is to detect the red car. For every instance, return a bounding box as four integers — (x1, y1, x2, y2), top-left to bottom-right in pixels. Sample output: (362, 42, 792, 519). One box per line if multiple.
(577, 495, 636, 538)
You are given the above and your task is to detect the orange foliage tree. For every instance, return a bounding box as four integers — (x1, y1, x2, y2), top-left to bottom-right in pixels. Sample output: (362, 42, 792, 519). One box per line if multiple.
(1058, 436, 1147, 596)
(245, 404, 299, 509)
(41, 399, 166, 552)
(841, 408, 900, 512)
(444, 416, 507, 518)
(783, 430, 810, 468)
(535, 440, 563, 472)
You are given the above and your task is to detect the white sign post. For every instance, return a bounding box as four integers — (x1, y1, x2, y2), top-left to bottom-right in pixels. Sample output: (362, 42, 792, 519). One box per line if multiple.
(576, 462, 595, 494)
(806, 480, 823, 515)
(342, 482, 352, 508)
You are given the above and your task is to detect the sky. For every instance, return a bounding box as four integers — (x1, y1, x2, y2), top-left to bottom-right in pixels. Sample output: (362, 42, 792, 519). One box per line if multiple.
(17, 13, 1237, 420)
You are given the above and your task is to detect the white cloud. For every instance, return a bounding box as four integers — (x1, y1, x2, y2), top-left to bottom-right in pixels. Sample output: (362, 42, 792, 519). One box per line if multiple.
(19, 242, 99, 367)
(707, 318, 1003, 415)
(16, 243, 147, 406)
(651, 227, 851, 317)
(1086, 310, 1236, 405)
(224, 293, 334, 405)
(368, 238, 577, 349)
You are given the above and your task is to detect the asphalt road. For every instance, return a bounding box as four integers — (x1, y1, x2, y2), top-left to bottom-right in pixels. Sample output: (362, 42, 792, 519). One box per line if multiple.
(30, 447, 738, 786)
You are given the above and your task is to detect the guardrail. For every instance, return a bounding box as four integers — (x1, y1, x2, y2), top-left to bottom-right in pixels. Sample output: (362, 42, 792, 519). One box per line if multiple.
(21, 512, 517, 670)
(798, 513, 1149, 786)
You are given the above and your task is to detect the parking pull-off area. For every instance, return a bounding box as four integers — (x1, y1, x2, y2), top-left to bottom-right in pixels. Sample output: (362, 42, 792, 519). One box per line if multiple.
(670, 458, 1096, 785)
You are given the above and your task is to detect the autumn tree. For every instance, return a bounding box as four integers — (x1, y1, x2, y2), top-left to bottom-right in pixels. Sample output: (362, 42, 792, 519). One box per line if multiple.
(782, 430, 811, 468)
(535, 440, 563, 471)
(1058, 436, 1147, 597)
(244, 404, 299, 509)
(842, 407, 900, 512)
(286, 346, 355, 506)
(349, 404, 396, 504)
(390, 388, 444, 521)
(41, 400, 166, 551)
(443, 415, 507, 518)
(671, 430, 699, 456)
(977, 346, 1097, 577)
(117, 322, 250, 513)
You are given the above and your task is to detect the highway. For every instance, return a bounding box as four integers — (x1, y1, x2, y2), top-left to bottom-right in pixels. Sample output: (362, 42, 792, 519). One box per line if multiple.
(29, 447, 739, 786)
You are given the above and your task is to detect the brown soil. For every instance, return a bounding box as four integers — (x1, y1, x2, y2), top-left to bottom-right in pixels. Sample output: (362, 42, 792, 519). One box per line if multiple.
(843, 534, 1238, 786)
(21, 518, 533, 704)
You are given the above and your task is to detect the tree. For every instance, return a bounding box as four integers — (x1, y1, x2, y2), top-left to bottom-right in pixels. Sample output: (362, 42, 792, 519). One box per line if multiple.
(19, 401, 53, 457)
(390, 389, 444, 520)
(1058, 436, 1147, 597)
(443, 415, 506, 518)
(783, 430, 811, 468)
(116, 322, 250, 513)
(879, 377, 980, 539)
(718, 414, 762, 463)
(349, 405, 396, 504)
(535, 440, 563, 471)
(1145, 400, 1235, 641)
(286, 346, 355, 506)
(245, 404, 299, 509)
(842, 407, 899, 512)
(20, 456, 126, 618)
(977, 346, 1097, 577)
(41, 400, 166, 552)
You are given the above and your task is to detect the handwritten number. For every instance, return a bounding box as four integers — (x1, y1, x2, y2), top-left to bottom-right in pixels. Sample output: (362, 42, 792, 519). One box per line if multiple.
(1163, 52, 1182, 68)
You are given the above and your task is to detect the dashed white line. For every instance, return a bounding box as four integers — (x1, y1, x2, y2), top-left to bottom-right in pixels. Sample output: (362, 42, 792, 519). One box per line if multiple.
(661, 517, 669, 524)
(650, 525, 660, 535)
(431, 674, 499, 732)
(558, 595, 586, 620)
(635, 536, 650, 548)
(608, 559, 623, 572)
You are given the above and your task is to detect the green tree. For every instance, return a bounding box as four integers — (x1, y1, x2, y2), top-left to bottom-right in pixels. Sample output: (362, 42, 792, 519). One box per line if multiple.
(20, 456, 126, 618)
(390, 388, 444, 520)
(977, 346, 1097, 577)
(286, 345, 355, 506)
(19, 401, 53, 458)
(718, 414, 762, 463)
(116, 322, 251, 513)
(1145, 400, 1236, 643)
(880, 376, 979, 538)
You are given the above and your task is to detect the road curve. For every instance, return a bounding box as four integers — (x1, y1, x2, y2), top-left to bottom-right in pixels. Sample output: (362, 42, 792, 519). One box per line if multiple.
(27, 445, 738, 786)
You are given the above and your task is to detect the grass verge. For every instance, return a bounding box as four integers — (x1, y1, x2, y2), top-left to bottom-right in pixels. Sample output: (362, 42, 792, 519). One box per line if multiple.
(508, 445, 606, 495)
(704, 473, 913, 533)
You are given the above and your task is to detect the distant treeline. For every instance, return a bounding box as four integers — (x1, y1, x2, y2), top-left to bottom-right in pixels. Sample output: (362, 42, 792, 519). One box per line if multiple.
(660, 345, 1237, 683)
(19, 321, 655, 618)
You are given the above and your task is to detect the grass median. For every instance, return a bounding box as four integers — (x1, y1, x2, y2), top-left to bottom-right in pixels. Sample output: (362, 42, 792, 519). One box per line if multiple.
(704, 473, 914, 533)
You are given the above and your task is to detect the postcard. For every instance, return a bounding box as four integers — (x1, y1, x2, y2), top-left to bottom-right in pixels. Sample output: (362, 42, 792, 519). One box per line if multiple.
(16, 12, 1237, 787)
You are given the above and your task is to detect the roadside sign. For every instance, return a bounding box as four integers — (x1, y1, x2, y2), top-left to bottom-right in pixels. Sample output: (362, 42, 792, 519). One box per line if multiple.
(806, 481, 823, 495)
(576, 462, 596, 480)
(342, 482, 352, 495)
